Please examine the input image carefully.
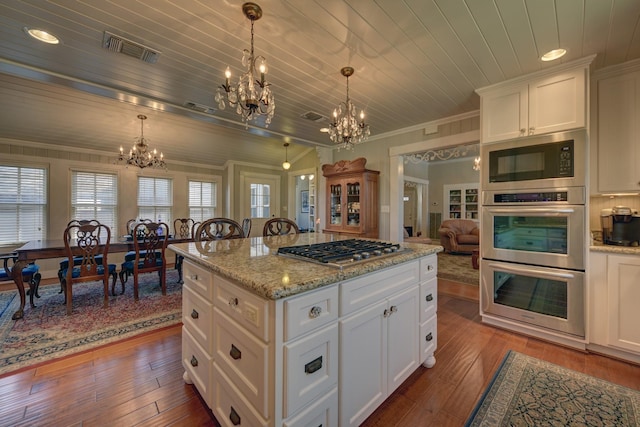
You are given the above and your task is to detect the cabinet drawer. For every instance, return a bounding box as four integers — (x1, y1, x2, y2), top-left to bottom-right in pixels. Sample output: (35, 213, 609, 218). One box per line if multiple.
(212, 362, 268, 427)
(214, 275, 270, 342)
(419, 255, 437, 281)
(182, 327, 213, 408)
(213, 307, 270, 418)
(340, 260, 419, 316)
(420, 315, 437, 361)
(283, 324, 338, 418)
(284, 285, 339, 341)
(284, 387, 338, 427)
(183, 286, 214, 355)
(183, 261, 214, 301)
(420, 277, 437, 323)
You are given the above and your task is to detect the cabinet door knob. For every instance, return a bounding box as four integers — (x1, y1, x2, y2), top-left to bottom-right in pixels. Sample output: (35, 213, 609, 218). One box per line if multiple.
(190, 274, 198, 280)
(529, 127, 535, 135)
(309, 306, 322, 318)
(383, 308, 390, 318)
(230, 344, 241, 360)
(390, 305, 398, 313)
(190, 355, 198, 367)
(228, 297, 239, 307)
(427, 264, 434, 271)
(191, 309, 199, 319)
(425, 333, 433, 342)
(520, 128, 526, 135)
(426, 294, 434, 302)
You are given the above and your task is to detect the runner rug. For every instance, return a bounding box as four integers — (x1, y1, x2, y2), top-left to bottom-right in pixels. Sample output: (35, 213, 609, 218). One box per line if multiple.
(465, 350, 640, 426)
(437, 252, 479, 286)
(0, 270, 182, 376)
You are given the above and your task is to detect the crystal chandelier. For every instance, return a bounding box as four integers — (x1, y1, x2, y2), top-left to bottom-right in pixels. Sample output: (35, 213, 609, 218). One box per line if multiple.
(118, 115, 166, 169)
(328, 66, 370, 150)
(215, 2, 275, 127)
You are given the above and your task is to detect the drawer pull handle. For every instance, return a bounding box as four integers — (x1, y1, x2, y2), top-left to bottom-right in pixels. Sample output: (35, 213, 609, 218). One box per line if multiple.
(190, 274, 198, 280)
(228, 297, 239, 307)
(309, 306, 322, 318)
(426, 294, 433, 302)
(229, 407, 241, 425)
(230, 344, 241, 360)
(305, 356, 323, 374)
(191, 309, 199, 319)
(190, 355, 198, 367)
(425, 333, 433, 342)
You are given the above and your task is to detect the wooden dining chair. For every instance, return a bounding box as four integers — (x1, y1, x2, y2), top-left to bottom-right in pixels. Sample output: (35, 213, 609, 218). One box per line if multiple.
(0, 253, 42, 308)
(120, 221, 169, 301)
(194, 218, 245, 241)
(61, 221, 117, 315)
(172, 218, 196, 283)
(263, 218, 300, 236)
(57, 219, 104, 293)
(241, 218, 252, 238)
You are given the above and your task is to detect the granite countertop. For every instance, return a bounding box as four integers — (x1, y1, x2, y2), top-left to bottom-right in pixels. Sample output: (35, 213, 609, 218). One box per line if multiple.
(170, 233, 443, 300)
(590, 241, 640, 255)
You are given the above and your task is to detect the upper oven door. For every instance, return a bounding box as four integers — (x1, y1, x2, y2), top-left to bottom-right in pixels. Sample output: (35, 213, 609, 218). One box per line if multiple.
(481, 129, 586, 191)
(481, 204, 585, 270)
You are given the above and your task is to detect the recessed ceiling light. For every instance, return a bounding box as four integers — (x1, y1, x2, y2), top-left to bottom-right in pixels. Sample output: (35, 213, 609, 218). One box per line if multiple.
(319, 127, 330, 133)
(541, 48, 566, 62)
(23, 27, 60, 44)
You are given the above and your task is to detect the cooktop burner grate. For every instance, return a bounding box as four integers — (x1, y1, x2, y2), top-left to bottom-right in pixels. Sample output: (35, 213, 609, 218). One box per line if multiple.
(277, 239, 406, 268)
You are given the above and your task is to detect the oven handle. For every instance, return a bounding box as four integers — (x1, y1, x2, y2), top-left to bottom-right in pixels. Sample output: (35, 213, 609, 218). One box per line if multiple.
(486, 207, 576, 215)
(486, 262, 576, 280)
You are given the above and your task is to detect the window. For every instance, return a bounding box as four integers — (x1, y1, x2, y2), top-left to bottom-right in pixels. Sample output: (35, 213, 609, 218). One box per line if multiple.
(0, 165, 47, 245)
(138, 176, 172, 225)
(188, 180, 217, 222)
(71, 171, 117, 231)
(250, 183, 271, 218)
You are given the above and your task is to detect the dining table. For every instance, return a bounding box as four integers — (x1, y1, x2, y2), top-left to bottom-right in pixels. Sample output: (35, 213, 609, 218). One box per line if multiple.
(7, 236, 192, 320)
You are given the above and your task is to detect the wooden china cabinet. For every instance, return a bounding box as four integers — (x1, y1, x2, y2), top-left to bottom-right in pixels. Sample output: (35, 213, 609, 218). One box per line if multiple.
(322, 157, 379, 238)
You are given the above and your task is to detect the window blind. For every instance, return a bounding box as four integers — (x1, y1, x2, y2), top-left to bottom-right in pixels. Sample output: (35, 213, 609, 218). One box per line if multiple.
(138, 176, 172, 225)
(188, 180, 217, 222)
(0, 165, 47, 244)
(71, 171, 117, 231)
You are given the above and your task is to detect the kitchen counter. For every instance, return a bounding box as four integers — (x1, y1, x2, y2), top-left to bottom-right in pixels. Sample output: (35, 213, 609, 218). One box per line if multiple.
(590, 241, 640, 255)
(170, 233, 443, 300)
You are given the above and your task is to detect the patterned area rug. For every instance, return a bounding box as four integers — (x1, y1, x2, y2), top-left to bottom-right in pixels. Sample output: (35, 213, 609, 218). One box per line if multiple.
(465, 350, 640, 426)
(0, 270, 182, 376)
(437, 252, 479, 286)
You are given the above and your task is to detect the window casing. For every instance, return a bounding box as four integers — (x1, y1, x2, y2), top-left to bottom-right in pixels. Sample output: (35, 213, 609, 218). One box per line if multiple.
(188, 180, 217, 222)
(71, 171, 117, 231)
(0, 165, 47, 245)
(138, 176, 172, 225)
(250, 183, 271, 218)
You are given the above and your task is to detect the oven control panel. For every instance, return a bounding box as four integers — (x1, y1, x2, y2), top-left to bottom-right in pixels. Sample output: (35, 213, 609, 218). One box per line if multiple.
(493, 191, 568, 203)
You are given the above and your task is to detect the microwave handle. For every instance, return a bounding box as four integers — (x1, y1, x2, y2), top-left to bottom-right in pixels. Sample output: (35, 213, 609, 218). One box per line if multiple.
(487, 207, 576, 215)
(486, 262, 576, 280)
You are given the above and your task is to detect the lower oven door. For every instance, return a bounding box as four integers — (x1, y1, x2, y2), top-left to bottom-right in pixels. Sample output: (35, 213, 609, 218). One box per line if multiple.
(481, 205, 585, 270)
(481, 259, 585, 337)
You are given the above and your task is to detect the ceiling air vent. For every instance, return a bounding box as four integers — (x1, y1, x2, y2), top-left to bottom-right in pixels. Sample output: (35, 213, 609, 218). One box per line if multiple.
(184, 101, 216, 115)
(301, 111, 328, 122)
(102, 31, 161, 64)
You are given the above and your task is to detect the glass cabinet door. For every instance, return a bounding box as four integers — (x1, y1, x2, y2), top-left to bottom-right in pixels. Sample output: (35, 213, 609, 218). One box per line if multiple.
(346, 181, 361, 227)
(330, 184, 342, 226)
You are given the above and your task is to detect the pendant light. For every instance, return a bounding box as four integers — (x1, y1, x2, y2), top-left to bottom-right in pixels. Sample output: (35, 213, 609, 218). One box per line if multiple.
(282, 143, 291, 170)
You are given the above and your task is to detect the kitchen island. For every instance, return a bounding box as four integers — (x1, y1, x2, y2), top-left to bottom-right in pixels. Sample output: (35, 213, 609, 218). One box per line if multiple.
(170, 233, 442, 427)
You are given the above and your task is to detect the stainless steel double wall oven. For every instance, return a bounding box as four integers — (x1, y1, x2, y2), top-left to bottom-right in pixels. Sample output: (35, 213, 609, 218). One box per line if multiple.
(480, 129, 587, 337)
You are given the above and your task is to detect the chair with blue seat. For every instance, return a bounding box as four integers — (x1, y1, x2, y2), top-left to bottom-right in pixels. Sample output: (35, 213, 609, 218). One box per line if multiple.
(61, 221, 117, 315)
(120, 221, 169, 301)
(57, 219, 106, 294)
(0, 253, 42, 308)
(194, 218, 245, 241)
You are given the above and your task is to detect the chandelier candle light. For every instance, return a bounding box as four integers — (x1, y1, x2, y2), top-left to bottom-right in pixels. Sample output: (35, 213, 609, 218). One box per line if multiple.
(118, 114, 166, 169)
(328, 66, 370, 150)
(215, 2, 275, 127)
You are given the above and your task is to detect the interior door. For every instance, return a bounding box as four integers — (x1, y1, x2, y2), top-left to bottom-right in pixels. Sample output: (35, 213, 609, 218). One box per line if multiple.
(240, 172, 281, 237)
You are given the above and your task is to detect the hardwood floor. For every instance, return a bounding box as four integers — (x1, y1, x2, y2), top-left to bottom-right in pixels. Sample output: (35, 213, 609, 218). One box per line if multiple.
(0, 282, 638, 427)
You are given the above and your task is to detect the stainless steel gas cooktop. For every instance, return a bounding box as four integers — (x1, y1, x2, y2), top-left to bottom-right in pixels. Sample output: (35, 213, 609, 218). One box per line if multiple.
(276, 239, 407, 269)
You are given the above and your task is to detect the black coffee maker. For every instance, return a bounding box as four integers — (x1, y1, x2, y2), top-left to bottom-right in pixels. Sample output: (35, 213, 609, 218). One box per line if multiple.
(601, 206, 640, 246)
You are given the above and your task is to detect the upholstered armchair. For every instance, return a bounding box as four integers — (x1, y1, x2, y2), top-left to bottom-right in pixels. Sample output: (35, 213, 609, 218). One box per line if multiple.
(438, 219, 479, 253)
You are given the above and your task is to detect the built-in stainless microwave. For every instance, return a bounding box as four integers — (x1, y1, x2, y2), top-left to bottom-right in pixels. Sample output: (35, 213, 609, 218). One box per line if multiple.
(481, 129, 586, 191)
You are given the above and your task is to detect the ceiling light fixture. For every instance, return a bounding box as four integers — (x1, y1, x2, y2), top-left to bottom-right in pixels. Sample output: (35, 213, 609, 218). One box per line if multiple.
(23, 27, 60, 44)
(328, 66, 370, 150)
(282, 143, 291, 170)
(541, 48, 567, 62)
(118, 115, 166, 169)
(215, 2, 275, 128)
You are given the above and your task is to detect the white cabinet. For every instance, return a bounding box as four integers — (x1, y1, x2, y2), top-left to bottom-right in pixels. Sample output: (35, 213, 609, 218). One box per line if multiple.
(444, 183, 478, 221)
(588, 252, 640, 364)
(593, 63, 640, 192)
(478, 66, 587, 143)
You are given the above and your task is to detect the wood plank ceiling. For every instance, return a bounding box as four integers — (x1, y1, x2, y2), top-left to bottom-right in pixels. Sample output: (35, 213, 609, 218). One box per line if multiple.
(0, 0, 639, 167)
